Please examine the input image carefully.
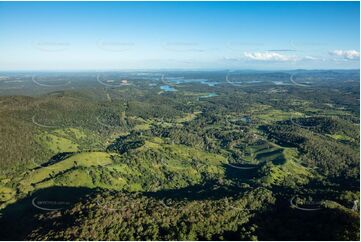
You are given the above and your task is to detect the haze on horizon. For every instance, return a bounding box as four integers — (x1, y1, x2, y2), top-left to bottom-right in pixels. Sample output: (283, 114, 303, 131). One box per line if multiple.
(0, 1, 359, 71)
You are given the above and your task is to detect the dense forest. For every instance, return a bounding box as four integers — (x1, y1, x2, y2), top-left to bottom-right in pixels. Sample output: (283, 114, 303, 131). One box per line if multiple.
(0, 70, 359, 240)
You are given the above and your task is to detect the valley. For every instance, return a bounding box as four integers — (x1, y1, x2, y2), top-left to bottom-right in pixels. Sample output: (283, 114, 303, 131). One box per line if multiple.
(0, 70, 359, 240)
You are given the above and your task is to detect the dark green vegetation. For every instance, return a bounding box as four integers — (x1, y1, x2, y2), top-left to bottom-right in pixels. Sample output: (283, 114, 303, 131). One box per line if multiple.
(0, 70, 359, 240)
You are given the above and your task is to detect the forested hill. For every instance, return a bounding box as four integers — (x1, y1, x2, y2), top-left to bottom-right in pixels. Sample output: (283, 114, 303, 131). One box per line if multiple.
(0, 70, 359, 240)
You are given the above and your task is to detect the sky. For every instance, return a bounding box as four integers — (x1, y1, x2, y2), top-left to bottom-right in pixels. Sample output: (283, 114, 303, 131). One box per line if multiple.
(0, 1, 359, 71)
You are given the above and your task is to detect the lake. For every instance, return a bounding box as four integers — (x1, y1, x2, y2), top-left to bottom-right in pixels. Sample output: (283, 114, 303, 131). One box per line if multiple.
(160, 85, 177, 92)
(168, 78, 218, 87)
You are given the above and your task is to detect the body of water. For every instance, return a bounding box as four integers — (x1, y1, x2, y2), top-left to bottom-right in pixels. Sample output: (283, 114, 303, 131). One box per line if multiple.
(168, 78, 218, 87)
(160, 85, 177, 92)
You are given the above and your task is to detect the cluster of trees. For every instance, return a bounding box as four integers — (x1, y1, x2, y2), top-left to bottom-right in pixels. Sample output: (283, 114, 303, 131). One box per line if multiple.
(0, 70, 359, 240)
(107, 132, 145, 154)
(26, 188, 275, 240)
(0, 96, 51, 173)
(261, 117, 359, 182)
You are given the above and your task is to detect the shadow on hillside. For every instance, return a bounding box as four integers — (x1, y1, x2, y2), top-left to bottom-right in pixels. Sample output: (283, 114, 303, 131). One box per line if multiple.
(223, 163, 260, 181)
(144, 179, 251, 202)
(0, 186, 96, 240)
(33, 152, 74, 170)
(145, 163, 262, 202)
(242, 198, 360, 241)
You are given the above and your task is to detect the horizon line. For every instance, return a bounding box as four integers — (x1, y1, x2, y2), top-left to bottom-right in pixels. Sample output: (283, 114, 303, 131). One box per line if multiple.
(0, 68, 360, 73)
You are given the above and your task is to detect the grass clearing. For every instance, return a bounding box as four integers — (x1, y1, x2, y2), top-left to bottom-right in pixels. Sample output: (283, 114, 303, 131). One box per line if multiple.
(0, 186, 16, 205)
(133, 123, 151, 131)
(176, 111, 202, 123)
(327, 134, 353, 142)
(21, 152, 114, 190)
(255, 109, 302, 122)
(36, 132, 79, 153)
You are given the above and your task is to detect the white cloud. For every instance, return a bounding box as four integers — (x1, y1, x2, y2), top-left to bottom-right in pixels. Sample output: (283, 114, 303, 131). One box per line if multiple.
(304, 56, 317, 60)
(244, 51, 295, 61)
(329, 50, 360, 60)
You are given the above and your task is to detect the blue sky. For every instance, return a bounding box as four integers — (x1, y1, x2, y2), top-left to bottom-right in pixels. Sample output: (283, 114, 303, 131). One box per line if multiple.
(0, 1, 359, 70)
